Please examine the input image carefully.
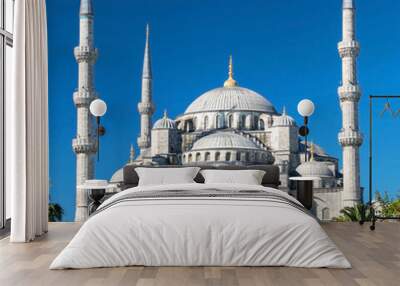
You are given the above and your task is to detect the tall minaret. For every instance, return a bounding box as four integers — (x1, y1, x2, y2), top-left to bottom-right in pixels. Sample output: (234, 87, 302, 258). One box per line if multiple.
(72, 0, 98, 221)
(338, 0, 363, 207)
(137, 24, 154, 160)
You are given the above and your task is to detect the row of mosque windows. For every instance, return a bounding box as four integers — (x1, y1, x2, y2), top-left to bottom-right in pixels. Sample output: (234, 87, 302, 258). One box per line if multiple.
(182, 151, 268, 163)
(183, 114, 271, 132)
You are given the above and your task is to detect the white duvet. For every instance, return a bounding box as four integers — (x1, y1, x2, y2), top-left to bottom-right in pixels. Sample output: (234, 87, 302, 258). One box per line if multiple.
(50, 183, 351, 269)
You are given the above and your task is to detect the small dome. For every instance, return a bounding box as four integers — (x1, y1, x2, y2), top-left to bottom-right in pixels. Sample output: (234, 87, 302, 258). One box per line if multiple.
(191, 131, 260, 151)
(110, 168, 123, 183)
(296, 161, 334, 178)
(300, 141, 327, 156)
(153, 111, 177, 129)
(272, 108, 296, 127)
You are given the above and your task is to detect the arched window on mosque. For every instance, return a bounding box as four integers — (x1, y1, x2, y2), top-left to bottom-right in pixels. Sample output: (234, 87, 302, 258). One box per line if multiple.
(205, 152, 210, 161)
(259, 119, 265, 130)
(196, 152, 201, 162)
(236, 152, 241, 161)
(225, 152, 231, 161)
(188, 153, 193, 163)
(239, 115, 246, 129)
(203, 116, 208, 130)
(227, 114, 233, 128)
(183, 154, 186, 162)
(245, 152, 250, 162)
(193, 117, 197, 130)
(185, 120, 194, 132)
(254, 116, 259, 130)
(215, 152, 220, 161)
(216, 114, 224, 129)
(322, 208, 330, 220)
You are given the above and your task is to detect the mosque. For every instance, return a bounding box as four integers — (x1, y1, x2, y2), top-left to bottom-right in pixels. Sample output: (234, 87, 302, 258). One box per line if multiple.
(74, 0, 362, 221)
(109, 29, 351, 221)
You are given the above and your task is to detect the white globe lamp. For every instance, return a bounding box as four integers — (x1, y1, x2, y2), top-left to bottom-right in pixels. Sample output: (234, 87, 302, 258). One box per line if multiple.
(90, 99, 107, 161)
(90, 99, 107, 117)
(297, 99, 315, 117)
(297, 99, 315, 162)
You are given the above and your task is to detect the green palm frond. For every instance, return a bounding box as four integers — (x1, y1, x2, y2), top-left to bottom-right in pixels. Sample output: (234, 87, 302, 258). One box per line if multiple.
(48, 203, 64, 222)
(340, 203, 372, 222)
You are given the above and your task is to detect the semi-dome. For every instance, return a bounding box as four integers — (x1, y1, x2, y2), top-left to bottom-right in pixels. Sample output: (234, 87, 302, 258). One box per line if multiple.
(296, 161, 334, 178)
(272, 107, 296, 127)
(296, 144, 334, 178)
(300, 141, 327, 156)
(110, 168, 123, 183)
(184, 57, 276, 114)
(153, 111, 177, 129)
(191, 131, 260, 151)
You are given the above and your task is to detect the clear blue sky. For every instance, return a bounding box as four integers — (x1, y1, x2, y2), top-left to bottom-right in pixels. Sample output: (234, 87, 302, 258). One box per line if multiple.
(47, 0, 400, 221)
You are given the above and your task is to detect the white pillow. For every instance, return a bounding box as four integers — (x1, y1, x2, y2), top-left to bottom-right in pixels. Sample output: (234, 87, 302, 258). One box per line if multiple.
(136, 167, 200, 186)
(200, 169, 266, 185)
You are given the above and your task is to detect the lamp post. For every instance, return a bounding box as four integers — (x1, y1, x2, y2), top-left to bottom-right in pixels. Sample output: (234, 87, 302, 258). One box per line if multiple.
(89, 99, 107, 161)
(297, 99, 315, 162)
(366, 95, 400, 230)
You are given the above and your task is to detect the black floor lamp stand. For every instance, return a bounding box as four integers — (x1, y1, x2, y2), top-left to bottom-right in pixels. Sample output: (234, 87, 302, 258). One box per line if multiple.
(364, 95, 400, 230)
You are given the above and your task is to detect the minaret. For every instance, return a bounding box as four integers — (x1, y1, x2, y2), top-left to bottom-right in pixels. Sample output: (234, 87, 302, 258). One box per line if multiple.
(72, 0, 98, 221)
(338, 0, 363, 207)
(137, 24, 154, 159)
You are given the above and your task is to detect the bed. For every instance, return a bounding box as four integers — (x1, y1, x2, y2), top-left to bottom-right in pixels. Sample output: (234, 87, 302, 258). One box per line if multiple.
(50, 165, 350, 269)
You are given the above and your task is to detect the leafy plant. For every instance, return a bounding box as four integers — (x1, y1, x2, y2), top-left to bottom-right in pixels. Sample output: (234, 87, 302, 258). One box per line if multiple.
(333, 191, 400, 222)
(48, 203, 64, 222)
(339, 203, 372, 222)
(380, 199, 400, 217)
(374, 190, 400, 218)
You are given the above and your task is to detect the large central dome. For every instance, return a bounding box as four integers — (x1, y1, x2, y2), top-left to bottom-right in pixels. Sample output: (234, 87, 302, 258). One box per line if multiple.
(184, 56, 276, 115)
(184, 86, 276, 114)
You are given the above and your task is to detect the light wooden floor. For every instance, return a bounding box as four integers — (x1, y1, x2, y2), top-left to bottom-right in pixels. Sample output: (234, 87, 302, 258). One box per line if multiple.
(0, 222, 399, 286)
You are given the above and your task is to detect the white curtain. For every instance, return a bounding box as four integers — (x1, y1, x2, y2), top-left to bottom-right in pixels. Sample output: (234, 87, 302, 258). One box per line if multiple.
(8, 0, 48, 242)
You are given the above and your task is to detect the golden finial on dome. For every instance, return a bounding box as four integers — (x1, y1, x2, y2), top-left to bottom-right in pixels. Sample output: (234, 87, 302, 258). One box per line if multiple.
(163, 109, 168, 118)
(224, 55, 238, 87)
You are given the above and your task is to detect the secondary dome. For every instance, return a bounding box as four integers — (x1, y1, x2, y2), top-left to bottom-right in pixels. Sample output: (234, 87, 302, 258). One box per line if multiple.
(110, 168, 123, 183)
(300, 141, 327, 156)
(184, 56, 276, 114)
(273, 107, 296, 127)
(191, 132, 260, 151)
(153, 111, 177, 129)
(296, 144, 333, 178)
(296, 161, 334, 178)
